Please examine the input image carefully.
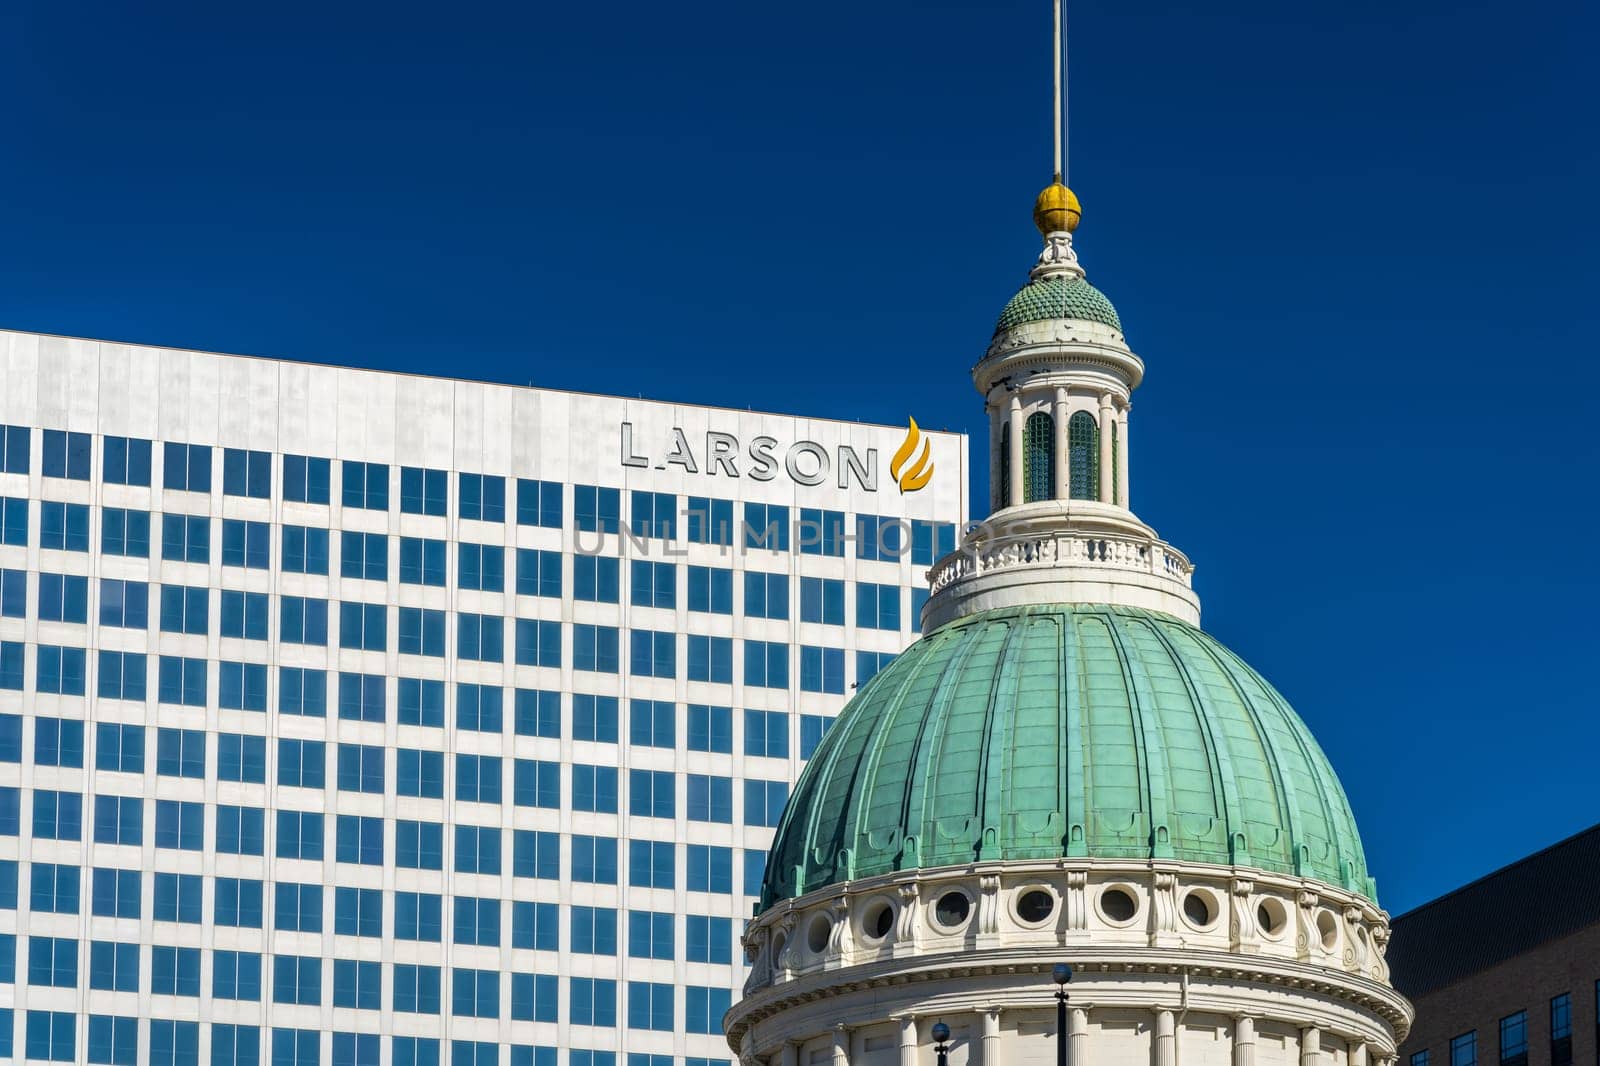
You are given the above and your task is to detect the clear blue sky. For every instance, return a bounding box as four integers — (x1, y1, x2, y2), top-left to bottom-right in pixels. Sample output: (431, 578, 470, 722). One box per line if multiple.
(2, 0, 1596, 914)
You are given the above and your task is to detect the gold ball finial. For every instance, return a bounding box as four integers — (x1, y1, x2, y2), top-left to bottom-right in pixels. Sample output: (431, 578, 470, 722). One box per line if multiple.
(1033, 181, 1081, 234)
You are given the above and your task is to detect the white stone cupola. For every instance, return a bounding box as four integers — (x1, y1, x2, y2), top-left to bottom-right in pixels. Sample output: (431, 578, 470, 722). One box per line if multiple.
(919, 188, 1201, 632)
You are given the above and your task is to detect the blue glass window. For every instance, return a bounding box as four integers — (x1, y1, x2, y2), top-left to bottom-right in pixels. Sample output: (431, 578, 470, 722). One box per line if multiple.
(457, 612, 504, 662)
(337, 671, 386, 722)
(394, 963, 443, 1014)
(454, 896, 501, 947)
(398, 749, 445, 798)
(40, 501, 90, 551)
(459, 472, 506, 522)
(99, 578, 148, 628)
(336, 743, 386, 793)
(856, 581, 902, 630)
(798, 507, 846, 556)
(38, 572, 88, 622)
(629, 839, 675, 889)
(744, 639, 788, 688)
(573, 555, 619, 602)
(512, 901, 559, 951)
(569, 976, 617, 1026)
(89, 940, 140, 991)
(574, 484, 620, 533)
(399, 536, 446, 585)
(687, 635, 733, 682)
(341, 530, 388, 580)
(154, 799, 204, 850)
(686, 496, 733, 546)
(151, 944, 202, 996)
(686, 914, 733, 963)
(213, 950, 262, 1000)
(630, 490, 675, 538)
(396, 892, 443, 943)
(688, 704, 732, 753)
(156, 655, 206, 706)
(629, 768, 675, 819)
(800, 576, 845, 624)
(744, 779, 790, 827)
(629, 910, 675, 960)
(279, 666, 327, 716)
(511, 973, 559, 1023)
(629, 699, 674, 748)
(513, 758, 560, 809)
(101, 507, 150, 556)
(160, 512, 209, 562)
(572, 834, 618, 884)
(686, 985, 733, 1034)
(743, 570, 787, 619)
(274, 882, 323, 932)
(222, 447, 272, 498)
(399, 677, 445, 727)
(283, 453, 331, 503)
(457, 682, 503, 732)
(515, 547, 561, 597)
(687, 564, 734, 614)
(42, 428, 91, 480)
(0, 497, 28, 547)
(686, 844, 733, 894)
(163, 442, 211, 492)
(97, 651, 147, 701)
(220, 589, 269, 638)
(801, 645, 846, 694)
(516, 477, 562, 527)
(743, 502, 789, 551)
(339, 600, 387, 651)
(401, 465, 448, 515)
(102, 435, 151, 485)
(627, 980, 675, 1031)
(0, 424, 29, 474)
(342, 460, 390, 510)
(155, 727, 205, 778)
(282, 525, 330, 574)
(800, 713, 834, 758)
(214, 877, 264, 928)
(513, 829, 560, 880)
(33, 718, 85, 768)
(459, 542, 505, 591)
(630, 628, 675, 678)
(687, 774, 733, 823)
(159, 583, 208, 634)
(745, 709, 789, 758)
(93, 795, 142, 845)
(396, 819, 444, 870)
(90, 867, 141, 918)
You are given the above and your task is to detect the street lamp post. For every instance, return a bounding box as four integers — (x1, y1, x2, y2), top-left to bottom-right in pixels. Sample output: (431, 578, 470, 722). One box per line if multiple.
(1053, 964, 1074, 1066)
(932, 1022, 951, 1066)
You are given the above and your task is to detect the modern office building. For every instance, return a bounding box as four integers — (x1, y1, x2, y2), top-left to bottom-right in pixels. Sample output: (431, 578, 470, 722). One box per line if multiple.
(0, 327, 967, 1066)
(1389, 824, 1600, 1066)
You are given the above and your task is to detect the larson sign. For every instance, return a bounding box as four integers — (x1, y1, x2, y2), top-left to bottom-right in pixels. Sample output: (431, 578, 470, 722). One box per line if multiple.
(619, 422, 880, 490)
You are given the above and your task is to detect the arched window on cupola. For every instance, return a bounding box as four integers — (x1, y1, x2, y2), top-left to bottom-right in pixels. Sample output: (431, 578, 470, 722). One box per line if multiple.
(1023, 411, 1055, 503)
(1068, 411, 1099, 500)
(998, 423, 1011, 509)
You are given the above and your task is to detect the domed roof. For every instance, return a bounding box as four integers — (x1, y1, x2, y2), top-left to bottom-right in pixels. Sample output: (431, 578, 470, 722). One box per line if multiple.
(996, 275, 1122, 334)
(760, 604, 1374, 912)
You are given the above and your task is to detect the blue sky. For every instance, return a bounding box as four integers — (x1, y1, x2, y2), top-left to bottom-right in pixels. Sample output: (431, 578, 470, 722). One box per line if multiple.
(2, 0, 1596, 914)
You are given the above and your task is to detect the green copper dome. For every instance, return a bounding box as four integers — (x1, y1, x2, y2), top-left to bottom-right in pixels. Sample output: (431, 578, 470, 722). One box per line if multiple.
(995, 275, 1123, 334)
(761, 604, 1374, 911)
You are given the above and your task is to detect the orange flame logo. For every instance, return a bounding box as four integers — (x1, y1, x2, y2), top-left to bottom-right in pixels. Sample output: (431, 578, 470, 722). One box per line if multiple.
(890, 417, 935, 494)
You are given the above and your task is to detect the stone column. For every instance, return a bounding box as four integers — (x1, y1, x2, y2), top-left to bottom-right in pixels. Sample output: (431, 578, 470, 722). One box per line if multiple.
(1069, 1008, 1089, 1066)
(983, 1008, 1003, 1066)
(1300, 1027, 1322, 1066)
(1008, 395, 1025, 508)
(1053, 387, 1070, 500)
(1351, 1044, 1370, 1066)
(1097, 394, 1114, 503)
(1155, 1010, 1176, 1066)
(784, 1044, 800, 1066)
(1116, 404, 1130, 508)
(834, 1025, 852, 1066)
(899, 1018, 919, 1066)
(1234, 1018, 1256, 1066)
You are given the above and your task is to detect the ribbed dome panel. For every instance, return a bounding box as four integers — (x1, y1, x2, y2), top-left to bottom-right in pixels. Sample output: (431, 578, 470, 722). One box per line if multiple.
(760, 605, 1374, 911)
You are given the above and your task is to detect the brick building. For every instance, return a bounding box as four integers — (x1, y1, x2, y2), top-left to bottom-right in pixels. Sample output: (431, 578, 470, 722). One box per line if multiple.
(1390, 824, 1600, 1066)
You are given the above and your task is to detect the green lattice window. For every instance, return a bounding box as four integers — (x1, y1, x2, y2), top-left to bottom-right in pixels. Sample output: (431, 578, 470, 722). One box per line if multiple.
(1068, 411, 1099, 500)
(998, 423, 1011, 508)
(1023, 411, 1055, 503)
(1111, 419, 1120, 505)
